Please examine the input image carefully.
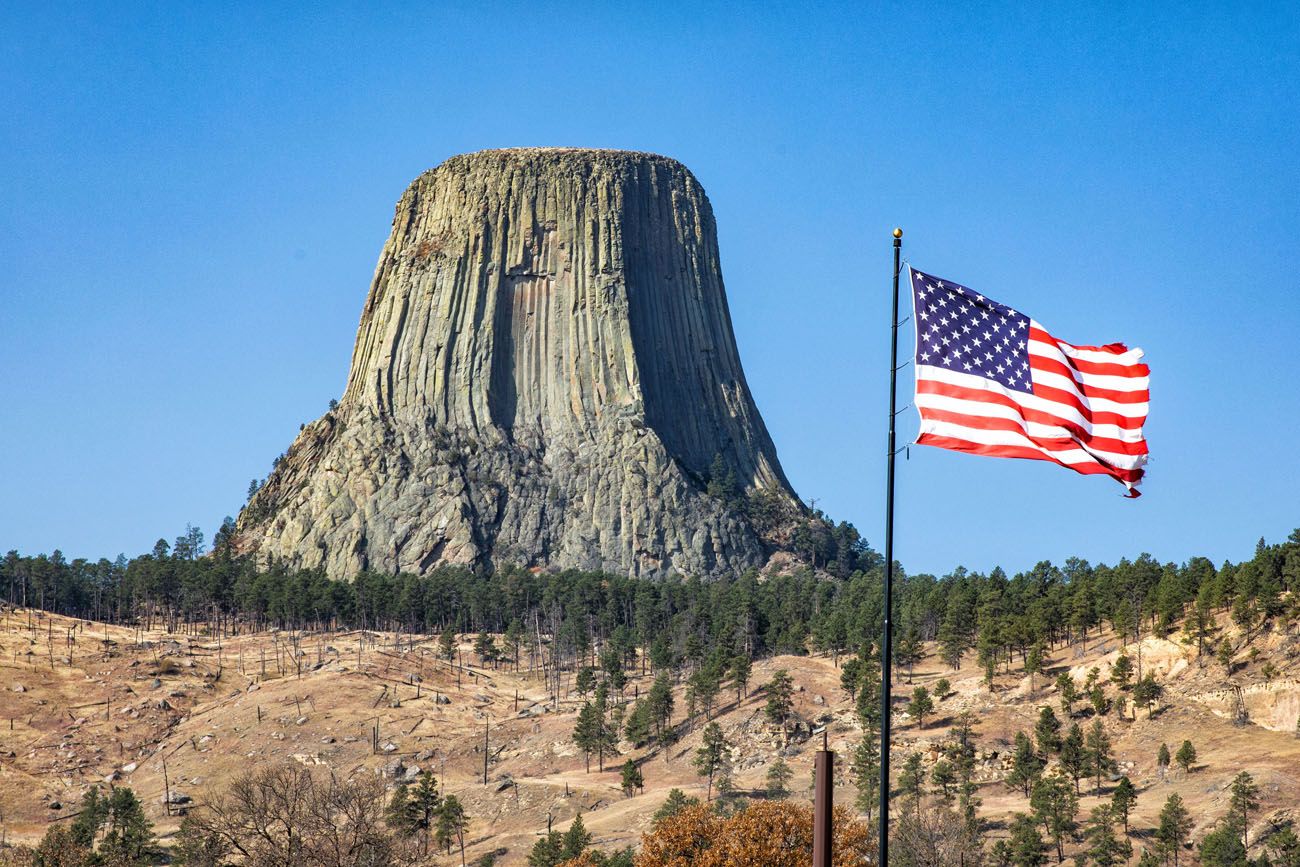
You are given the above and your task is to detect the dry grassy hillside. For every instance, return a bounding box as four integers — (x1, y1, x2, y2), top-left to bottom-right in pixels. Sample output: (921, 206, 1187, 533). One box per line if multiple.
(1, 606, 1297, 864)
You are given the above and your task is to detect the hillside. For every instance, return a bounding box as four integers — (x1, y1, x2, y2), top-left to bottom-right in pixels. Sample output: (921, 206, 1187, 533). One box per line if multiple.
(2, 605, 1298, 864)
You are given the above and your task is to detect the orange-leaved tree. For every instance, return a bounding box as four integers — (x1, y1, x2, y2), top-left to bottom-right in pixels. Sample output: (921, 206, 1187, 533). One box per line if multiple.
(630, 800, 875, 867)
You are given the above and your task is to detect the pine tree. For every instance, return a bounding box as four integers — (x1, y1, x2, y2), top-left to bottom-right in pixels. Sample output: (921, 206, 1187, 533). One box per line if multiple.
(407, 771, 442, 853)
(1060, 724, 1087, 795)
(575, 667, 596, 698)
(1009, 812, 1048, 867)
(1133, 673, 1163, 718)
(1085, 719, 1116, 795)
(1156, 742, 1171, 777)
(438, 627, 457, 664)
(851, 736, 879, 817)
(764, 669, 795, 733)
(620, 759, 643, 797)
(840, 657, 864, 701)
(1007, 731, 1044, 797)
(931, 759, 957, 804)
(1110, 653, 1134, 691)
(651, 789, 699, 826)
(436, 794, 469, 864)
(474, 631, 497, 667)
(647, 672, 675, 741)
(1083, 804, 1133, 867)
(766, 756, 794, 799)
(1030, 771, 1079, 862)
(624, 699, 652, 747)
(1217, 638, 1235, 676)
(1156, 793, 1193, 867)
(909, 685, 934, 729)
(592, 685, 619, 771)
(1056, 673, 1078, 718)
(898, 752, 926, 816)
(99, 786, 154, 865)
(693, 722, 729, 801)
(1110, 776, 1137, 835)
(574, 701, 599, 772)
(70, 786, 109, 848)
(729, 654, 752, 701)
(561, 813, 592, 860)
(1229, 771, 1260, 849)
(1174, 740, 1197, 775)
(1035, 706, 1062, 756)
(1025, 641, 1045, 693)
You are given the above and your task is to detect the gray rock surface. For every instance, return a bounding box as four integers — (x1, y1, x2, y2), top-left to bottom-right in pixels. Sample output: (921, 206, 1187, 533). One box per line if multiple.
(236, 148, 802, 579)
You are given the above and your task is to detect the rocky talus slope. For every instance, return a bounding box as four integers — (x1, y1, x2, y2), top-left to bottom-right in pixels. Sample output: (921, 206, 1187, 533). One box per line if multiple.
(236, 148, 802, 578)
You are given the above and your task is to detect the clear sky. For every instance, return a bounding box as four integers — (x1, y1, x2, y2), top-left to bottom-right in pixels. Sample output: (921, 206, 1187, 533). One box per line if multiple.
(3, 3, 1297, 576)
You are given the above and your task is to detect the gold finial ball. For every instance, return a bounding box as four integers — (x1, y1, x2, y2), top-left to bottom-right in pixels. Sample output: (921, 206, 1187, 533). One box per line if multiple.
(892, 227, 903, 238)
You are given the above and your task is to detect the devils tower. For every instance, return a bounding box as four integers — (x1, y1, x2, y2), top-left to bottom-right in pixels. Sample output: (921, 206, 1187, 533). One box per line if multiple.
(236, 148, 803, 579)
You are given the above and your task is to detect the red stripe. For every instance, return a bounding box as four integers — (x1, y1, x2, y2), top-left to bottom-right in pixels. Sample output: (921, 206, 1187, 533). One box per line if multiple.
(917, 433, 1145, 487)
(1029, 356, 1150, 404)
(918, 406, 1149, 457)
(1030, 380, 1148, 426)
(1029, 328, 1150, 377)
(917, 377, 1146, 432)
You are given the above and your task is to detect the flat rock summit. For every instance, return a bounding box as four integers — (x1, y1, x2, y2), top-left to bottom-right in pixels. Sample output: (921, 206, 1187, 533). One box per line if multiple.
(236, 148, 803, 578)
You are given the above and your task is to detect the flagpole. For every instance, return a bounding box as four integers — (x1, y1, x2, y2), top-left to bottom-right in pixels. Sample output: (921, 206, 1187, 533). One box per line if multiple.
(879, 226, 902, 867)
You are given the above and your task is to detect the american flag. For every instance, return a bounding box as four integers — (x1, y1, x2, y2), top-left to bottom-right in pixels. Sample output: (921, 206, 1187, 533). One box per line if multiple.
(909, 267, 1149, 496)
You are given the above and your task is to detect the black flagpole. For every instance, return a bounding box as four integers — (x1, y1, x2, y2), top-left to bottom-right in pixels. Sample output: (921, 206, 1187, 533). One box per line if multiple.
(878, 226, 903, 867)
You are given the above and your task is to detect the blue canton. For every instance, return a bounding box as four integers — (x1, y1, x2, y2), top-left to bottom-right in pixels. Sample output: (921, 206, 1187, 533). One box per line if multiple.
(911, 268, 1033, 394)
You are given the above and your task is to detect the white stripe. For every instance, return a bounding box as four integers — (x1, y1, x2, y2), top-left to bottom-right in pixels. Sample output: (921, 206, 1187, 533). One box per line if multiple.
(1029, 319, 1145, 365)
(1027, 338, 1150, 392)
(917, 404, 1147, 471)
(1028, 369, 1150, 417)
(915, 391, 1145, 443)
(918, 419, 1111, 468)
(918, 365, 1149, 426)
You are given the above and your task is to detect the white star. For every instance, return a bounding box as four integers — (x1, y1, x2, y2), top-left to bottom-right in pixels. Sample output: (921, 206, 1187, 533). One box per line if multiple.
(982, 330, 992, 340)
(920, 352, 931, 362)
(997, 363, 1006, 373)
(962, 324, 972, 334)
(980, 310, 990, 320)
(984, 351, 994, 361)
(941, 336, 951, 345)
(975, 294, 985, 302)
(963, 362, 973, 371)
(918, 310, 929, 320)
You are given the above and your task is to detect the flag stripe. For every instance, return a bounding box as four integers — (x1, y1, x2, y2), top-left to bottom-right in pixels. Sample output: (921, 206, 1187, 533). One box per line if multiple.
(914, 389, 1146, 446)
(917, 368, 1147, 431)
(1029, 364, 1151, 405)
(915, 399, 1149, 458)
(916, 433, 1144, 482)
(1027, 350, 1150, 394)
(1028, 329, 1150, 379)
(917, 420, 1144, 479)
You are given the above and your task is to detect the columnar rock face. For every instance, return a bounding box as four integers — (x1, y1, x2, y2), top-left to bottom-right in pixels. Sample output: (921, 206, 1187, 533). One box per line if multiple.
(236, 148, 802, 579)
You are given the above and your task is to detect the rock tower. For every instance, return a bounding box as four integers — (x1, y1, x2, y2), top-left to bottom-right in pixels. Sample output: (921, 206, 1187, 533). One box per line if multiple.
(236, 148, 803, 578)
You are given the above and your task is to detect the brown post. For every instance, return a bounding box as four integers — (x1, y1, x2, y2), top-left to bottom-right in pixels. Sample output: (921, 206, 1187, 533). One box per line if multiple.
(813, 730, 833, 867)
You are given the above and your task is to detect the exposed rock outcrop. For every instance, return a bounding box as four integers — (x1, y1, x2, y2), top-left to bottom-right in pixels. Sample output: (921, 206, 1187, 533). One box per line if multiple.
(236, 148, 802, 578)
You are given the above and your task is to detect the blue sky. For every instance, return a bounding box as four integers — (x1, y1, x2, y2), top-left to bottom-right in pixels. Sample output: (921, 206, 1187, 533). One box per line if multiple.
(2, 3, 1297, 576)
